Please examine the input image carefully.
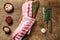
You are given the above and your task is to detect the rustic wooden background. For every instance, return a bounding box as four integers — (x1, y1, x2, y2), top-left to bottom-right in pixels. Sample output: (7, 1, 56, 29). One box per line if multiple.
(0, 0, 60, 40)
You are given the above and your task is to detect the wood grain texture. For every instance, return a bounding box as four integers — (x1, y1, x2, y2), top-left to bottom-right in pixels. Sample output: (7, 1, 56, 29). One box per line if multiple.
(0, 0, 60, 40)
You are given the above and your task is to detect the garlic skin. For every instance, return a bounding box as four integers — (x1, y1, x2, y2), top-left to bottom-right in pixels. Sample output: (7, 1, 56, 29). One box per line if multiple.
(41, 28, 46, 34)
(4, 3, 14, 13)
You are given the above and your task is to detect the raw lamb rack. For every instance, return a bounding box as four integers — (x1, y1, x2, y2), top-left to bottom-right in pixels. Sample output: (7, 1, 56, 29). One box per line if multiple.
(12, 1, 35, 40)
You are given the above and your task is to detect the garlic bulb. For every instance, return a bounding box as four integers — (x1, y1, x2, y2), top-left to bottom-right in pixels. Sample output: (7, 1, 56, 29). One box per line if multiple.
(41, 28, 46, 34)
